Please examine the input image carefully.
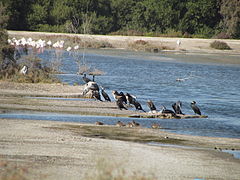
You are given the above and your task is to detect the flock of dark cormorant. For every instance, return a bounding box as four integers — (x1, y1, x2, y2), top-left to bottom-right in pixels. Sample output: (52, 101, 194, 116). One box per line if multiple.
(82, 74, 202, 117)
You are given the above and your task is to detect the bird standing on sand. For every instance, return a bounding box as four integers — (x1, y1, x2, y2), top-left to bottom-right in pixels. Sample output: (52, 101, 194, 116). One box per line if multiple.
(147, 100, 157, 112)
(151, 123, 160, 129)
(112, 90, 120, 100)
(127, 120, 140, 127)
(100, 87, 111, 102)
(191, 101, 201, 115)
(160, 106, 175, 115)
(112, 90, 127, 103)
(172, 101, 184, 114)
(125, 93, 136, 105)
(119, 92, 127, 104)
(116, 121, 125, 127)
(92, 90, 102, 101)
(83, 81, 100, 96)
(133, 100, 145, 112)
(95, 121, 104, 125)
(176, 39, 181, 47)
(116, 99, 127, 110)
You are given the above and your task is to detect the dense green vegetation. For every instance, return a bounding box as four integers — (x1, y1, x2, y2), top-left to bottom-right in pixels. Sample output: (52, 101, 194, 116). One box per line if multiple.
(0, 2, 17, 79)
(0, 2, 59, 83)
(1, 0, 240, 38)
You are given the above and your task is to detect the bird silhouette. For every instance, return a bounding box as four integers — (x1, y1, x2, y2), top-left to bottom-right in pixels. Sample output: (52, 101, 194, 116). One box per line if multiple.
(100, 87, 111, 102)
(191, 101, 201, 115)
(147, 100, 157, 111)
(116, 99, 127, 110)
(172, 101, 184, 114)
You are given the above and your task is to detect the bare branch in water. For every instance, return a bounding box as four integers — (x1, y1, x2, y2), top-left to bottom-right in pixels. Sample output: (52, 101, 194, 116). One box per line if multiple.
(89, 68, 105, 76)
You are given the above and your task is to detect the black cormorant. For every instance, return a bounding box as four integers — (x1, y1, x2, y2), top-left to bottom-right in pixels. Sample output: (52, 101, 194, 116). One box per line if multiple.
(116, 99, 127, 110)
(133, 100, 145, 112)
(119, 92, 127, 104)
(191, 101, 201, 115)
(172, 101, 184, 114)
(112, 90, 120, 100)
(125, 93, 136, 105)
(112, 90, 126, 103)
(100, 87, 111, 102)
(147, 100, 157, 111)
(160, 106, 175, 115)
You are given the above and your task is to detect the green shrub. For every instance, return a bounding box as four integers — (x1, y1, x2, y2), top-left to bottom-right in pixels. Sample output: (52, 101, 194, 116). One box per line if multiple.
(128, 40, 173, 52)
(37, 24, 67, 33)
(163, 29, 183, 37)
(210, 40, 231, 50)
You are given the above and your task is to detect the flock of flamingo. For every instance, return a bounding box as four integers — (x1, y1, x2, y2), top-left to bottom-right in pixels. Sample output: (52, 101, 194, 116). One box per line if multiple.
(7, 37, 80, 53)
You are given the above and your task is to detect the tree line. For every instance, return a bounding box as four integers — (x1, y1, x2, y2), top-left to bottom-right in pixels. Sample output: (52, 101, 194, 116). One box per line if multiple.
(1, 0, 240, 38)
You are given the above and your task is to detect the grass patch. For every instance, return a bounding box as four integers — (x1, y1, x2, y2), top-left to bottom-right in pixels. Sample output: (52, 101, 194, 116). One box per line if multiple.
(128, 40, 173, 52)
(85, 158, 157, 180)
(60, 124, 185, 145)
(210, 40, 231, 50)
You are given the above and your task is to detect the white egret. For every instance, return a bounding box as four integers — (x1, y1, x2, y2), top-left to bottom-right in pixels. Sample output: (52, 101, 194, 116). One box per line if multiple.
(66, 46, 72, 51)
(20, 65, 28, 75)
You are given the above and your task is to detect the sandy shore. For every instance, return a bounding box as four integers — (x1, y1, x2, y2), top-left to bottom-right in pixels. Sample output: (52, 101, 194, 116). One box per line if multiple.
(0, 119, 240, 180)
(0, 81, 240, 179)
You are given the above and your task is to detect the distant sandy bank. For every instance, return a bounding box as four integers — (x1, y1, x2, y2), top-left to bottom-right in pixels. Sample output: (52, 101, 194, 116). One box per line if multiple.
(8, 30, 240, 56)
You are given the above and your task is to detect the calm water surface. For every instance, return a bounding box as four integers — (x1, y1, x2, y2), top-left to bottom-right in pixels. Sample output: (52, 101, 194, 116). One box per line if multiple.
(2, 49, 240, 138)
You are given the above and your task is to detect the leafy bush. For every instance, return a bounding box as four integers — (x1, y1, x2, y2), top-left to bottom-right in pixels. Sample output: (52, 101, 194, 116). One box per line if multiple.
(1, 55, 60, 83)
(37, 24, 67, 33)
(162, 29, 183, 37)
(110, 30, 144, 36)
(0, 3, 17, 79)
(210, 40, 231, 50)
(128, 40, 173, 52)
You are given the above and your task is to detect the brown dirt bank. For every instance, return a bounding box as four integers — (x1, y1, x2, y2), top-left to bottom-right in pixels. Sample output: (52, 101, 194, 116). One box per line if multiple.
(8, 30, 240, 56)
(0, 119, 240, 180)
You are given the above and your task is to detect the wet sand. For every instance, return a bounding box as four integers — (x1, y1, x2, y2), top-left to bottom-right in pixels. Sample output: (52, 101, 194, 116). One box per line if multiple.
(0, 81, 240, 179)
(0, 119, 240, 180)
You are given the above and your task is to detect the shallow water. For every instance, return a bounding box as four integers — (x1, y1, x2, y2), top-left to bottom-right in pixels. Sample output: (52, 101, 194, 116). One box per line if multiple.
(5, 49, 240, 138)
(148, 142, 240, 159)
